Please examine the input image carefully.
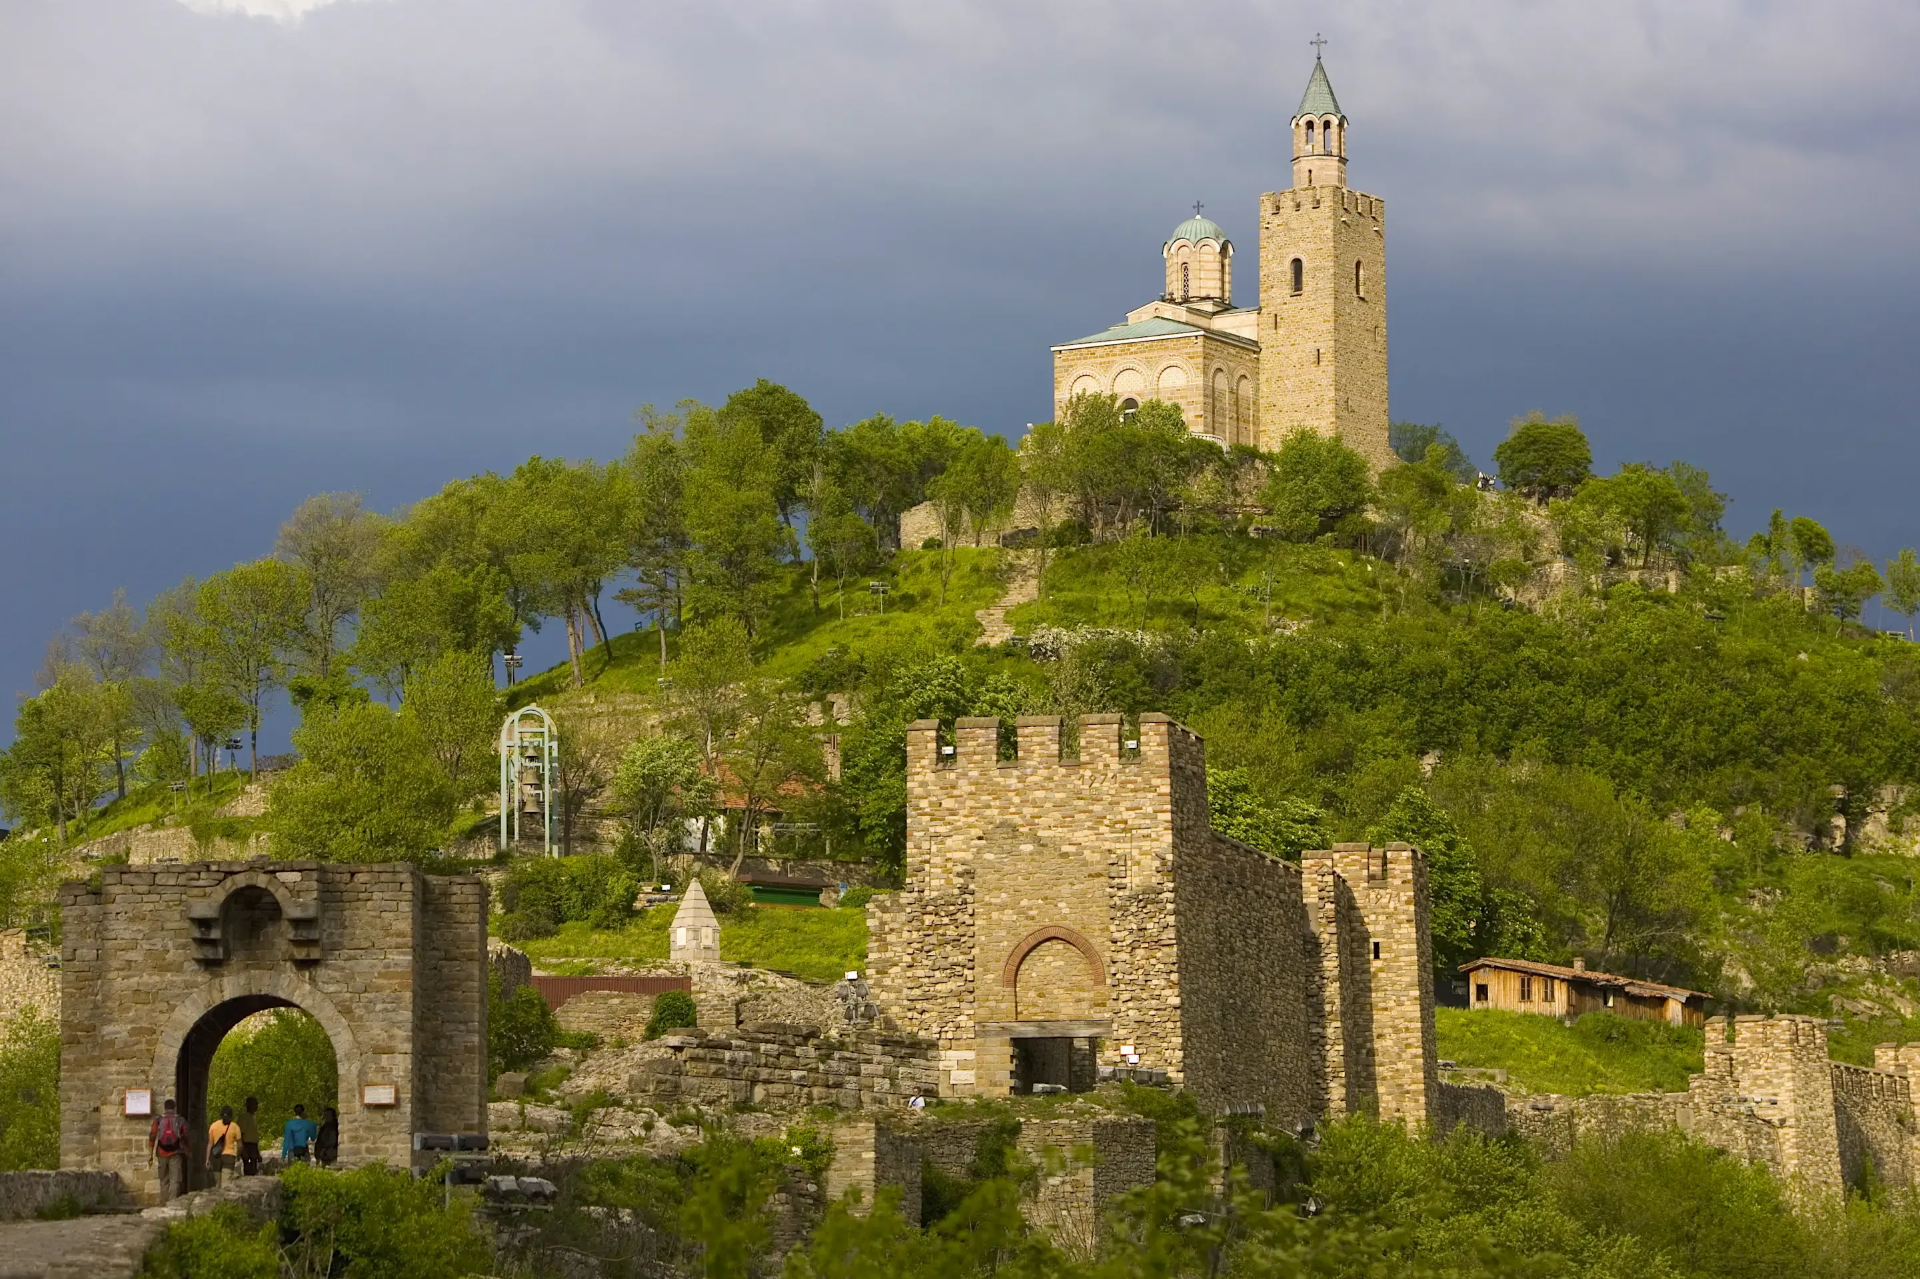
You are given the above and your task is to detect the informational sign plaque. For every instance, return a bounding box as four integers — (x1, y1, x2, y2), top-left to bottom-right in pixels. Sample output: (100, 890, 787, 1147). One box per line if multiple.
(361, 1083, 398, 1107)
(124, 1088, 153, 1117)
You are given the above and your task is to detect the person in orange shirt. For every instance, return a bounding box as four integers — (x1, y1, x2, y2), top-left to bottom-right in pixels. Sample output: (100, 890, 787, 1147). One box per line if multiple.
(206, 1105, 243, 1188)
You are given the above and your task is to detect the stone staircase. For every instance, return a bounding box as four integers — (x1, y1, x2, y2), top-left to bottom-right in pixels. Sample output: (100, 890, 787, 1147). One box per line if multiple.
(975, 551, 1038, 646)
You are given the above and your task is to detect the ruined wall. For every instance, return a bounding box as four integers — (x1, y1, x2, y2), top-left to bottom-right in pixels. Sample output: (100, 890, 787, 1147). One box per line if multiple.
(1433, 1081, 1507, 1138)
(825, 1118, 923, 1222)
(628, 1022, 939, 1111)
(1017, 1116, 1157, 1257)
(1504, 1091, 1690, 1159)
(488, 940, 532, 996)
(0, 927, 59, 1022)
(1303, 843, 1435, 1123)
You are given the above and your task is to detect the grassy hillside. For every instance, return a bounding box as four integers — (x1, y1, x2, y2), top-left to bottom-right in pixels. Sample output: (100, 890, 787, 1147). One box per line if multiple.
(504, 903, 868, 984)
(1437, 1008, 1707, 1095)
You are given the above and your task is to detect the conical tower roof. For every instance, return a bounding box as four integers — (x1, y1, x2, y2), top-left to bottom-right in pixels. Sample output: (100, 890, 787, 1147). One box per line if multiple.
(1296, 57, 1343, 120)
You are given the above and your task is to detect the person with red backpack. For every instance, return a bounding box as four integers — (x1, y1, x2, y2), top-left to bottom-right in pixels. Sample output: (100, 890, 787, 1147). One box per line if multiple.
(148, 1098, 188, 1202)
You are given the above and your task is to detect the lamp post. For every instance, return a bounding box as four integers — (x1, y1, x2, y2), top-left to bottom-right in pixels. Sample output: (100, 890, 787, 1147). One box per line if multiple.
(868, 581, 890, 614)
(502, 651, 522, 686)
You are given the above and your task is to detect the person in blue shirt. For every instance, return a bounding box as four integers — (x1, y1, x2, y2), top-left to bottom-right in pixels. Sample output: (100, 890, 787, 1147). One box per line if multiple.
(282, 1103, 319, 1163)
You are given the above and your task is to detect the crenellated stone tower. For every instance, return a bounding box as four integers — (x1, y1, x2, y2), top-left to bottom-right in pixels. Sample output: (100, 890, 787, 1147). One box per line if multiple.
(864, 711, 1437, 1125)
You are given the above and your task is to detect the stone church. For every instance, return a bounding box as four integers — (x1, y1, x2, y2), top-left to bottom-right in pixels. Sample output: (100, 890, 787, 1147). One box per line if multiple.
(1050, 54, 1391, 469)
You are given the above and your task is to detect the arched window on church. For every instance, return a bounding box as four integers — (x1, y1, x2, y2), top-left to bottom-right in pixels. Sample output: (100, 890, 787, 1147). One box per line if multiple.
(1304, 120, 1315, 152)
(1324, 118, 1336, 154)
(1120, 398, 1139, 420)
(1181, 262, 1190, 301)
(1355, 260, 1365, 298)
(1290, 258, 1303, 295)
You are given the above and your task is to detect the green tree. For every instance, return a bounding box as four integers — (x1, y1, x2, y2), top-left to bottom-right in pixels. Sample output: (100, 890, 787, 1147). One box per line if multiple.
(268, 702, 454, 862)
(351, 562, 516, 697)
(206, 1008, 338, 1141)
(199, 559, 307, 777)
(1207, 766, 1331, 859)
(612, 735, 715, 881)
(488, 974, 559, 1075)
(1569, 463, 1694, 567)
(718, 378, 824, 527)
(494, 457, 627, 685)
(67, 589, 151, 800)
(400, 650, 498, 799)
(1885, 547, 1920, 636)
(276, 491, 386, 680)
(806, 481, 877, 621)
(1815, 557, 1883, 623)
(617, 409, 691, 670)
(1368, 787, 1483, 981)
(1493, 412, 1592, 500)
(0, 669, 113, 841)
(0, 1008, 59, 1170)
(1262, 428, 1374, 542)
(1789, 515, 1836, 586)
(1388, 421, 1476, 480)
(682, 403, 793, 635)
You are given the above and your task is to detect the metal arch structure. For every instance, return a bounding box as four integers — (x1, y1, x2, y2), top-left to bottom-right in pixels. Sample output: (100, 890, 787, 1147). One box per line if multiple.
(499, 705, 558, 856)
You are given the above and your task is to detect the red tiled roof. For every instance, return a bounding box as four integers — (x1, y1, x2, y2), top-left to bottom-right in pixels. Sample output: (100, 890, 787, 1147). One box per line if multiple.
(1459, 956, 1708, 1003)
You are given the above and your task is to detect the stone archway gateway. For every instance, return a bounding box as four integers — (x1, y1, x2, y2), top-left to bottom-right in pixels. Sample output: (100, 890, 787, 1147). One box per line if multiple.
(57, 860, 488, 1202)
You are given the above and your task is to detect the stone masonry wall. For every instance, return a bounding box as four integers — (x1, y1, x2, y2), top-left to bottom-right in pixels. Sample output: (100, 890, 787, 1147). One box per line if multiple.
(1171, 822, 1314, 1121)
(825, 1118, 923, 1222)
(1830, 1060, 1915, 1191)
(628, 1023, 939, 1111)
(0, 927, 59, 1022)
(57, 862, 488, 1202)
(1303, 843, 1435, 1123)
(1689, 1015, 1842, 1200)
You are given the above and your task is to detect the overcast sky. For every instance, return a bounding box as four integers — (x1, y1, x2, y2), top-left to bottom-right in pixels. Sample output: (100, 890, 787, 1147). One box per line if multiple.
(3, 0, 1918, 746)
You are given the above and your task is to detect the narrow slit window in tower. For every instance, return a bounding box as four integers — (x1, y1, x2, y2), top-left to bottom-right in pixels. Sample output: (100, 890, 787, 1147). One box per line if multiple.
(1355, 260, 1364, 297)
(1181, 262, 1189, 300)
(1290, 257, 1303, 295)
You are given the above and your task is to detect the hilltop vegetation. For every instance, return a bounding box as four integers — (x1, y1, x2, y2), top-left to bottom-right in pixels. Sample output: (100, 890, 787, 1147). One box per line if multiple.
(3, 384, 1920, 1040)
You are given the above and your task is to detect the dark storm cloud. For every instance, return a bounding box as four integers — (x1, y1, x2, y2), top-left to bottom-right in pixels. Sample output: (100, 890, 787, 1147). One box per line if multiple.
(2, 0, 1918, 733)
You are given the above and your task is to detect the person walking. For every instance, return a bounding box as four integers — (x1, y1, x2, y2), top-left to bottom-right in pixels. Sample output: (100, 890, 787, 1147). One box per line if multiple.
(206, 1105, 242, 1188)
(315, 1106, 339, 1167)
(237, 1096, 261, 1176)
(147, 1098, 188, 1203)
(281, 1104, 318, 1164)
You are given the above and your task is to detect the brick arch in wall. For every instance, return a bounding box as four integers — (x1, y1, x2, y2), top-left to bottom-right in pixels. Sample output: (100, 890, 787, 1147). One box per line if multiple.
(1002, 925, 1108, 1021)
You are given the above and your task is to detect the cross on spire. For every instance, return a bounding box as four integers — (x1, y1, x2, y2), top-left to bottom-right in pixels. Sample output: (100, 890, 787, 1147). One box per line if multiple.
(1192, 201, 1204, 218)
(1311, 33, 1327, 57)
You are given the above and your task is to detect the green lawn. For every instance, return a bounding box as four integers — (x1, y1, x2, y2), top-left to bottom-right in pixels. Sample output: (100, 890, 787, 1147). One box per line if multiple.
(506, 903, 869, 984)
(1436, 1007, 1707, 1096)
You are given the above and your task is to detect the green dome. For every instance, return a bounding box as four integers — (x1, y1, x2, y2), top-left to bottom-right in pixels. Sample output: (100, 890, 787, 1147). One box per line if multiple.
(1169, 215, 1227, 244)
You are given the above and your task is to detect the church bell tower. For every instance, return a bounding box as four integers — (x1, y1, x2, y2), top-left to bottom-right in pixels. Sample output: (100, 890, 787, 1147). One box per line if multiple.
(1256, 51, 1390, 467)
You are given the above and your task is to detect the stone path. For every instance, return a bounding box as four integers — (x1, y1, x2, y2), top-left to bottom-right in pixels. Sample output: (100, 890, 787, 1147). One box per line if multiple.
(975, 551, 1038, 646)
(0, 1177, 280, 1279)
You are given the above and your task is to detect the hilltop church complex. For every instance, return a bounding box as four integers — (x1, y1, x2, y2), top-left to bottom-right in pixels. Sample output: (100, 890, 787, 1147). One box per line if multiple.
(1051, 54, 1392, 469)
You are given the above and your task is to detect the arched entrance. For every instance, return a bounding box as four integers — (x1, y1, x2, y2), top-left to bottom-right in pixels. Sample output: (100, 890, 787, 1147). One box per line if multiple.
(60, 861, 489, 1201)
(176, 997, 342, 1191)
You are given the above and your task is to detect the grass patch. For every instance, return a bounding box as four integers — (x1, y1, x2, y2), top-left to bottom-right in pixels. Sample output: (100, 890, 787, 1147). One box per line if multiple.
(508, 549, 1009, 706)
(66, 773, 248, 847)
(1011, 537, 1386, 636)
(505, 903, 868, 984)
(1436, 1008, 1706, 1096)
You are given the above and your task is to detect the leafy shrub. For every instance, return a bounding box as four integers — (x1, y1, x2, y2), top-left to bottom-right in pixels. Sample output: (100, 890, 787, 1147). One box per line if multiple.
(0, 1007, 59, 1170)
(501, 855, 639, 931)
(139, 1204, 279, 1279)
(280, 1161, 492, 1279)
(837, 885, 874, 911)
(489, 975, 559, 1075)
(695, 868, 751, 914)
(645, 990, 699, 1040)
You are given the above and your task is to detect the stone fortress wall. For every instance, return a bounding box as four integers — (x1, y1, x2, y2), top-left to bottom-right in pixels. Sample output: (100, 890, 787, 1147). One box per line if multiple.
(864, 711, 1436, 1129)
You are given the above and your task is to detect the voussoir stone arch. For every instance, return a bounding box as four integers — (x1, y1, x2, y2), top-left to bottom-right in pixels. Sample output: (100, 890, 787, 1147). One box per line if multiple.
(149, 969, 364, 1100)
(1000, 924, 1106, 988)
